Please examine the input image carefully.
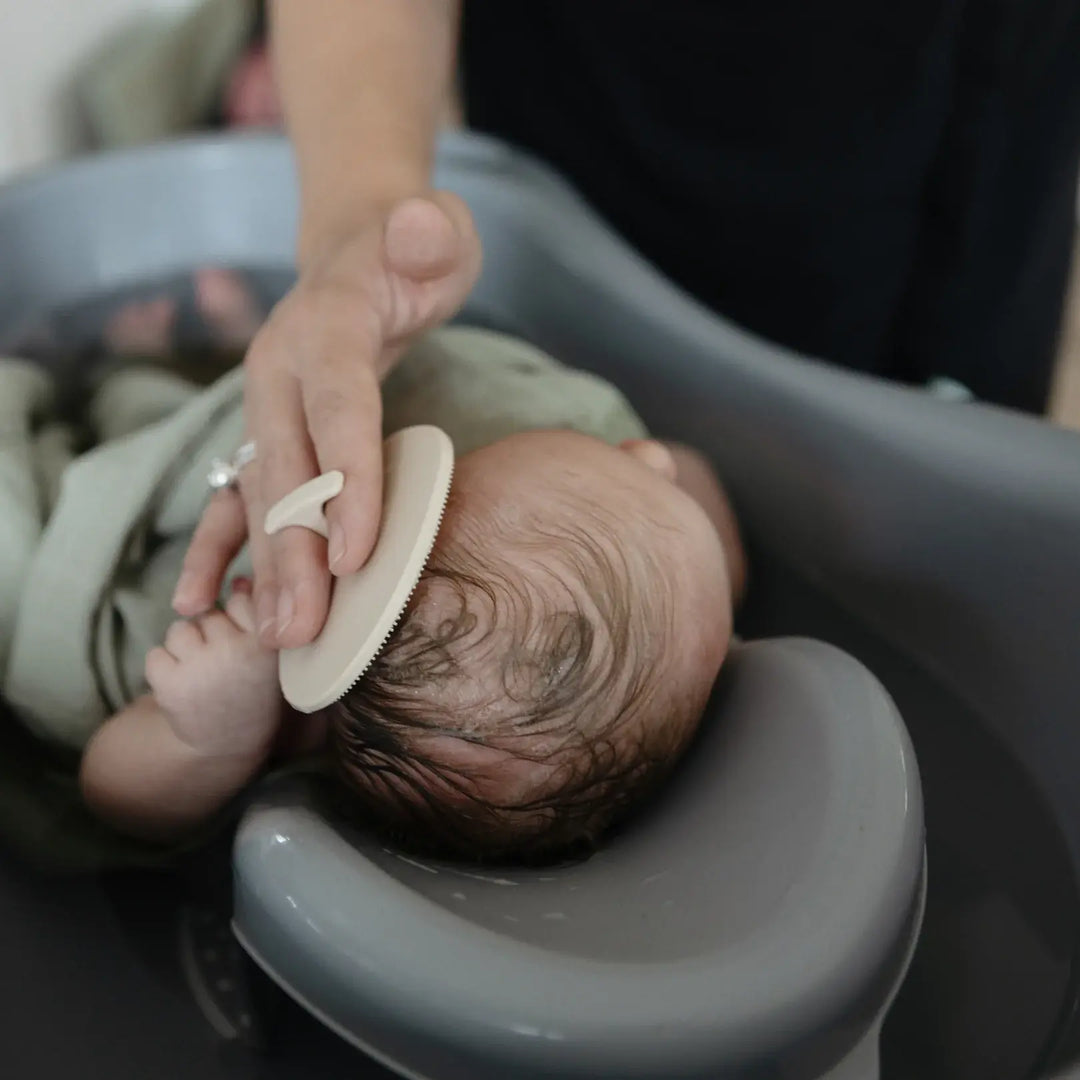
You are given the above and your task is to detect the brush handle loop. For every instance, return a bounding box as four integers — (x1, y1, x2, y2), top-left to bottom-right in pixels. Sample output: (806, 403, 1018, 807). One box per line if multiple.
(263, 471, 345, 541)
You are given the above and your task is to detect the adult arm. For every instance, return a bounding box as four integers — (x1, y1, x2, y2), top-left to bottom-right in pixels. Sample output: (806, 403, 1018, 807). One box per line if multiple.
(174, 0, 481, 649)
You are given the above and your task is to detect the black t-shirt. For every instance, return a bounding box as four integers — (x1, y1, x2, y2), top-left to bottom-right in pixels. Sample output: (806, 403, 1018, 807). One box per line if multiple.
(461, 1, 1080, 411)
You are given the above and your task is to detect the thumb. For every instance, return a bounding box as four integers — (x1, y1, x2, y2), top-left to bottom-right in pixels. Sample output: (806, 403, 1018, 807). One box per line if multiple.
(384, 192, 482, 288)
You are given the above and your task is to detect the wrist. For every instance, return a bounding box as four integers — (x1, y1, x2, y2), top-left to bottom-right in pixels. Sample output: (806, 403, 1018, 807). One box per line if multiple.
(297, 165, 430, 270)
(160, 704, 278, 766)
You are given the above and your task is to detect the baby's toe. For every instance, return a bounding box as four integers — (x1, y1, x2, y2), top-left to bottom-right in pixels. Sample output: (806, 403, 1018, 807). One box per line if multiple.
(102, 297, 177, 355)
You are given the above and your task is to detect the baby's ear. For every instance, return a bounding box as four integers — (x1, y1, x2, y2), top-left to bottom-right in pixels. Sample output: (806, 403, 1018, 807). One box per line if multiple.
(619, 439, 678, 481)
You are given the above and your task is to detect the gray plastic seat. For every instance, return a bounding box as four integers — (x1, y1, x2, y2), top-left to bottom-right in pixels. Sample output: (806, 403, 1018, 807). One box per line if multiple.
(0, 130, 1078, 1079)
(235, 639, 924, 1080)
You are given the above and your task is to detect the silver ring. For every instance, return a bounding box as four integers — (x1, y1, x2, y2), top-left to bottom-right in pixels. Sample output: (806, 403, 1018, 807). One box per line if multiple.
(207, 440, 256, 492)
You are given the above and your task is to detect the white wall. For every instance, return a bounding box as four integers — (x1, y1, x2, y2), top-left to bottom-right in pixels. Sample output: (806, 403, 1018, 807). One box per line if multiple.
(0, 0, 200, 180)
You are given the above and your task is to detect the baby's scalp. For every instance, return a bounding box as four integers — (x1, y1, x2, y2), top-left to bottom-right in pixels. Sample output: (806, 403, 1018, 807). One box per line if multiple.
(324, 431, 731, 861)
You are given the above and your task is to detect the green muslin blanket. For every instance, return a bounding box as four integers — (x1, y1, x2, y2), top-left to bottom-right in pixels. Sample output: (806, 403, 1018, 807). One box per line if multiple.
(0, 327, 646, 871)
(75, 0, 256, 150)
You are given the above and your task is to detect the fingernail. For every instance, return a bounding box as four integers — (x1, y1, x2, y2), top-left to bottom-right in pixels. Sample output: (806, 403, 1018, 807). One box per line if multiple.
(276, 590, 294, 636)
(328, 523, 346, 570)
(172, 571, 197, 610)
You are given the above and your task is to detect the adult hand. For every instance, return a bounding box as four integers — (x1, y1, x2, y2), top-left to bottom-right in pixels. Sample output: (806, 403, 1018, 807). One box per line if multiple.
(172, 192, 482, 648)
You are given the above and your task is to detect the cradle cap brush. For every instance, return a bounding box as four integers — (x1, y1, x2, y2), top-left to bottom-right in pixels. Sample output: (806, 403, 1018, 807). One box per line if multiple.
(264, 425, 454, 713)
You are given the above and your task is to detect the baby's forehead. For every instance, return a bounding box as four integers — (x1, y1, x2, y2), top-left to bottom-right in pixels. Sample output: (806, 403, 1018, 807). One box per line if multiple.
(433, 467, 676, 625)
(468, 431, 635, 488)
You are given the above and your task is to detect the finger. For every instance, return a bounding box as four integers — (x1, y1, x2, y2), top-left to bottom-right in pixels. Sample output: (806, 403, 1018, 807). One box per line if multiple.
(196, 610, 235, 645)
(174, 490, 247, 615)
(385, 192, 481, 287)
(244, 337, 330, 647)
(144, 645, 177, 687)
(384, 192, 482, 333)
(224, 589, 258, 634)
(301, 357, 384, 580)
(230, 575, 253, 596)
(264, 519, 334, 650)
(384, 196, 460, 282)
(238, 461, 279, 645)
(164, 619, 204, 659)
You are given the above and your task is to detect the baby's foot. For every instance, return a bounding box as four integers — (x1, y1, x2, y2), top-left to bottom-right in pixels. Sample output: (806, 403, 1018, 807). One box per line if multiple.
(223, 42, 283, 130)
(194, 268, 263, 350)
(102, 296, 178, 356)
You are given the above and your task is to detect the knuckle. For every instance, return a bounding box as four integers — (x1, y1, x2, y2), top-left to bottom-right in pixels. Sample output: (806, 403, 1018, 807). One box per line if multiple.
(305, 384, 352, 428)
(259, 439, 310, 492)
(277, 539, 326, 586)
(298, 280, 375, 335)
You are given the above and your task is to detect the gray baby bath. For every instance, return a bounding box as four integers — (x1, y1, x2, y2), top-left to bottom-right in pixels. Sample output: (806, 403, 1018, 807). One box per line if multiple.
(235, 638, 923, 1080)
(0, 130, 1077, 1080)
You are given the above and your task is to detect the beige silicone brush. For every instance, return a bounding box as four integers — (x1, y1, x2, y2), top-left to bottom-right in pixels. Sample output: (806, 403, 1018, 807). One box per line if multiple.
(264, 425, 454, 713)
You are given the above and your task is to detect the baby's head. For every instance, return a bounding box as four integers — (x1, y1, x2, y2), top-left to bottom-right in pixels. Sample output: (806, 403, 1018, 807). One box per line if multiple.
(324, 431, 733, 862)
